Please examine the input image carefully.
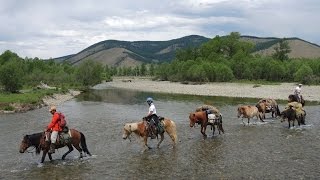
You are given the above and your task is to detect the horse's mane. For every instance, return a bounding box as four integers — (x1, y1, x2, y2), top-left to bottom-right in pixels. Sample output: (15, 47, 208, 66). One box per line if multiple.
(26, 132, 44, 154)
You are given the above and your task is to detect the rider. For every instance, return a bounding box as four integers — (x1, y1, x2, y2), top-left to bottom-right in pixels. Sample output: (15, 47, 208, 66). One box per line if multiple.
(46, 106, 62, 154)
(145, 97, 159, 139)
(294, 84, 302, 102)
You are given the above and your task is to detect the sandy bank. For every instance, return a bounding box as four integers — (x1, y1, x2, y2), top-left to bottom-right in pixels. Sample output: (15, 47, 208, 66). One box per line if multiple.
(106, 77, 320, 102)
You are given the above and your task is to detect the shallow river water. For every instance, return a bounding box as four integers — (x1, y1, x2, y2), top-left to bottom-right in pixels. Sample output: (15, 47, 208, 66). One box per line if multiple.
(1, 85, 320, 179)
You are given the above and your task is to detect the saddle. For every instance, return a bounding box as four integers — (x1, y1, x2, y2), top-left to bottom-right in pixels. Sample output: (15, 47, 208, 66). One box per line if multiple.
(144, 116, 165, 139)
(45, 127, 72, 145)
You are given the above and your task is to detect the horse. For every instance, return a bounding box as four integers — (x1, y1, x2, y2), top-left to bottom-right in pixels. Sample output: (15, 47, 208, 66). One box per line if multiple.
(280, 105, 300, 128)
(237, 105, 262, 126)
(286, 102, 307, 125)
(189, 110, 224, 139)
(288, 94, 305, 107)
(122, 118, 177, 150)
(19, 129, 91, 163)
(256, 98, 281, 119)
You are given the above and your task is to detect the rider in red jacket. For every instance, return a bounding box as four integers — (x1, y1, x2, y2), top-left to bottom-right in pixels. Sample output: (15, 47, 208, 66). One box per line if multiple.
(46, 106, 62, 153)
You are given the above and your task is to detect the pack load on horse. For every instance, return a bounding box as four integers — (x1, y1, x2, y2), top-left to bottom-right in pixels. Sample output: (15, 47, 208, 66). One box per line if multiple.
(237, 105, 262, 126)
(189, 105, 224, 139)
(19, 129, 91, 163)
(256, 98, 280, 119)
(122, 117, 177, 150)
(282, 101, 306, 126)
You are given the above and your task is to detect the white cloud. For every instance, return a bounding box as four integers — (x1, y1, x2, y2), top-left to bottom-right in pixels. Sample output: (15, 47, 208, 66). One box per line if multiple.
(0, 0, 319, 59)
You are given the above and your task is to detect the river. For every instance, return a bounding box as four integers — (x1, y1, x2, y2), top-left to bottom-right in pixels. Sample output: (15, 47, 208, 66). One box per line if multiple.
(1, 86, 320, 179)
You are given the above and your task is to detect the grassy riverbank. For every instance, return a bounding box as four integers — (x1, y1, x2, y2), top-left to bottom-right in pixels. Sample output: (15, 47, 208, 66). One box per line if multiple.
(0, 88, 78, 112)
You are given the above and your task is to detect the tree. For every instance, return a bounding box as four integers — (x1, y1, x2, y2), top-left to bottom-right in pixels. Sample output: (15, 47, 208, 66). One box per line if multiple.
(294, 64, 314, 84)
(272, 38, 291, 61)
(75, 60, 104, 87)
(0, 60, 24, 92)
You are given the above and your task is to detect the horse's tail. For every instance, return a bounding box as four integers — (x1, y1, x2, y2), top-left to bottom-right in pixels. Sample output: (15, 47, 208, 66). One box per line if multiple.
(166, 119, 178, 144)
(276, 105, 281, 116)
(171, 121, 178, 144)
(80, 132, 91, 156)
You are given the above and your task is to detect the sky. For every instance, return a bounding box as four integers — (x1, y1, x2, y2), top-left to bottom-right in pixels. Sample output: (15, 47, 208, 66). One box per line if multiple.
(0, 0, 319, 59)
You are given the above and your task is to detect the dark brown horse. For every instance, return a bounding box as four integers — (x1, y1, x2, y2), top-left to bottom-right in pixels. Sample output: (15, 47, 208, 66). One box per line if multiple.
(280, 105, 300, 128)
(19, 129, 91, 163)
(288, 94, 305, 107)
(189, 110, 224, 139)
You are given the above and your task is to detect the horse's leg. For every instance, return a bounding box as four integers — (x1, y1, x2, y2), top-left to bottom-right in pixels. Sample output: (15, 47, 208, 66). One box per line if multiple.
(157, 133, 164, 148)
(219, 123, 225, 133)
(143, 136, 151, 150)
(201, 125, 207, 139)
(212, 125, 215, 136)
(48, 153, 53, 161)
(73, 143, 84, 159)
(247, 118, 250, 126)
(41, 151, 48, 163)
(242, 118, 246, 126)
(62, 144, 74, 160)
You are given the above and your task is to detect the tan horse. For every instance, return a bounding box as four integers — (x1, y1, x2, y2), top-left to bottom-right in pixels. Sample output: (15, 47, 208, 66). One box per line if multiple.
(256, 98, 280, 119)
(122, 118, 177, 150)
(237, 105, 262, 126)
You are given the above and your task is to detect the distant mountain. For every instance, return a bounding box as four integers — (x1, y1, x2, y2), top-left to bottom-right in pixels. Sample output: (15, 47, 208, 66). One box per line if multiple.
(53, 35, 320, 67)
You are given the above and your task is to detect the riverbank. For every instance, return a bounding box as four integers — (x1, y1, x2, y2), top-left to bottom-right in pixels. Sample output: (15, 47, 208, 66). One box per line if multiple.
(106, 77, 320, 102)
(0, 90, 80, 114)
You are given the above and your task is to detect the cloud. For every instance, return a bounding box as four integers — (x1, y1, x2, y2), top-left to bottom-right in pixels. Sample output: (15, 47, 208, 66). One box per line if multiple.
(0, 0, 319, 59)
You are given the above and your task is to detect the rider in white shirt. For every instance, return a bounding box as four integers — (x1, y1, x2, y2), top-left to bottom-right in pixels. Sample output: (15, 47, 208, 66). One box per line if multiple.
(146, 97, 159, 139)
(294, 84, 302, 102)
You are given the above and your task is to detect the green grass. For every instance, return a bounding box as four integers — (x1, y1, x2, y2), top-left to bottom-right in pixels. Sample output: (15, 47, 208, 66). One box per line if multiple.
(0, 89, 59, 104)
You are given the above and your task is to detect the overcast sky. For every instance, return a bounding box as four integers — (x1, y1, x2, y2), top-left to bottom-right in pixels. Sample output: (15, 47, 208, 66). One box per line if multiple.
(0, 0, 319, 59)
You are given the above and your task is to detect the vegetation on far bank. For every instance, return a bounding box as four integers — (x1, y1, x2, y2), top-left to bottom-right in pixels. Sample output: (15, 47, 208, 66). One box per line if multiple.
(1, 32, 320, 111)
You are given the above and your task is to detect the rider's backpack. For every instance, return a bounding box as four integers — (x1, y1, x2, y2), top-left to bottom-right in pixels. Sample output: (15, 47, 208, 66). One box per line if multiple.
(58, 112, 67, 128)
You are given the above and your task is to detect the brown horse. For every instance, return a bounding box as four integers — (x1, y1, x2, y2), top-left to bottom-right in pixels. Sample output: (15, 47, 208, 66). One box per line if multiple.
(122, 118, 177, 150)
(189, 111, 224, 139)
(256, 98, 281, 119)
(19, 129, 91, 163)
(237, 105, 262, 126)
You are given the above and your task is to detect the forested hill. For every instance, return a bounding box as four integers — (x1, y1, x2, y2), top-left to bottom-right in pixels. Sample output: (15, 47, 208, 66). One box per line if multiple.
(53, 35, 320, 67)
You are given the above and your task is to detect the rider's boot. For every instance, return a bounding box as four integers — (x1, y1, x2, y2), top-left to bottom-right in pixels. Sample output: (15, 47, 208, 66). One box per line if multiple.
(49, 143, 56, 154)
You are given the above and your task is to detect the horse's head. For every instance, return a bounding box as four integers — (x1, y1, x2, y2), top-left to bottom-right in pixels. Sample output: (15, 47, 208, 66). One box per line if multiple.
(189, 112, 197, 127)
(122, 123, 133, 141)
(237, 106, 245, 118)
(19, 135, 30, 153)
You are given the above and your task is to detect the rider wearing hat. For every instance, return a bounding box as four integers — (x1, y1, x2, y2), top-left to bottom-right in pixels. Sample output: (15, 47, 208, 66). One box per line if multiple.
(46, 106, 62, 153)
(145, 97, 159, 139)
(294, 84, 302, 102)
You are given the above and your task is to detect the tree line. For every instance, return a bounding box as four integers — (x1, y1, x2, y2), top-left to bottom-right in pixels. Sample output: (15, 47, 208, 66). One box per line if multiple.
(1, 32, 320, 93)
(0, 50, 104, 93)
(154, 32, 320, 84)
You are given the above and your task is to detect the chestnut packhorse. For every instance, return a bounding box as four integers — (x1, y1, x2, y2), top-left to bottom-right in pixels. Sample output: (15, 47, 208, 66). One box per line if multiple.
(19, 129, 91, 163)
(189, 110, 224, 139)
(122, 118, 177, 151)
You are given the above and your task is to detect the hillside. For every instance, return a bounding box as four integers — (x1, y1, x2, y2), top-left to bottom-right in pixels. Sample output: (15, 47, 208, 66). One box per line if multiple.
(54, 35, 320, 67)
